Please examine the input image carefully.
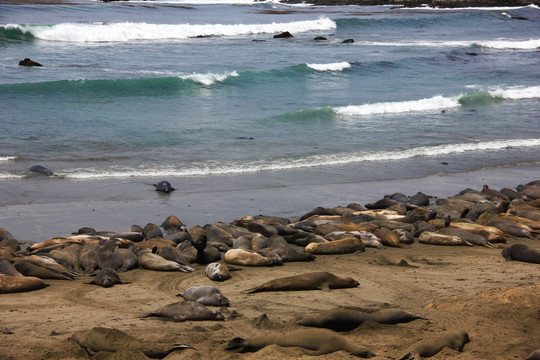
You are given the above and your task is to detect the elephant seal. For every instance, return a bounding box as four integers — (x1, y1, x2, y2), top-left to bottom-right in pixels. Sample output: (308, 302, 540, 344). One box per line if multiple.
(29, 165, 53, 176)
(418, 231, 473, 246)
(526, 349, 540, 360)
(13, 259, 77, 280)
(0, 259, 23, 277)
(297, 308, 426, 332)
(244, 271, 359, 294)
(398, 330, 470, 359)
(177, 285, 230, 307)
(0, 274, 49, 293)
(79, 243, 99, 274)
(70, 327, 193, 357)
(502, 244, 540, 264)
(153, 180, 175, 193)
(305, 237, 365, 254)
(87, 268, 127, 288)
(224, 248, 278, 267)
(205, 262, 232, 281)
(437, 227, 495, 248)
(137, 251, 195, 272)
(142, 301, 224, 322)
(226, 328, 374, 357)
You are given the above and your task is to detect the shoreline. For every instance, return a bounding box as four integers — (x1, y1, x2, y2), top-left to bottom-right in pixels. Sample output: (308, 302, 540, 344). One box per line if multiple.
(1, 163, 539, 243)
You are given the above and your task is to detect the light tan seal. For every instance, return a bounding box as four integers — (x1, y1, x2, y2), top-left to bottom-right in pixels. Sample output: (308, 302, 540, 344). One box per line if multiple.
(244, 271, 359, 294)
(223, 248, 277, 267)
(304, 237, 365, 254)
(225, 328, 374, 357)
(398, 330, 470, 359)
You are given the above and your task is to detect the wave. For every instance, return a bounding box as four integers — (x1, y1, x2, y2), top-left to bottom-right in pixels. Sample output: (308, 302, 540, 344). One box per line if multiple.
(46, 138, 540, 179)
(0, 156, 18, 162)
(306, 62, 351, 72)
(354, 39, 540, 50)
(334, 86, 540, 116)
(0, 18, 335, 43)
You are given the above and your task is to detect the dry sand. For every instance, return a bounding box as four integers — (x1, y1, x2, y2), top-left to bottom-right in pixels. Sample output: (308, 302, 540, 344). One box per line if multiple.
(1, 235, 539, 360)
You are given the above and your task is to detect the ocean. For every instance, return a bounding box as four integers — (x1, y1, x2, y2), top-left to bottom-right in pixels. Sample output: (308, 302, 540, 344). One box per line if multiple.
(0, 1, 539, 240)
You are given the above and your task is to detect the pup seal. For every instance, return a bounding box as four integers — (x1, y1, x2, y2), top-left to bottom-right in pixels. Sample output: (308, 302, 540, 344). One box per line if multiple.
(153, 180, 175, 193)
(502, 244, 540, 264)
(87, 268, 127, 288)
(244, 271, 359, 294)
(177, 285, 230, 307)
(225, 328, 374, 357)
(398, 330, 470, 359)
(297, 308, 426, 332)
(141, 301, 224, 322)
(205, 262, 231, 281)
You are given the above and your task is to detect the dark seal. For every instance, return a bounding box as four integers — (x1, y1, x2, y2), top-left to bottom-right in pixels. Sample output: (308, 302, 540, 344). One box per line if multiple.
(502, 244, 540, 264)
(153, 181, 175, 193)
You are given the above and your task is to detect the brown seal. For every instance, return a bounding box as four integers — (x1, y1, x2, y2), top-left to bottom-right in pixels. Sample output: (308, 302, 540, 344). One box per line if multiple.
(398, 330, 470, 359)
(502, 244, 540, 264)
(225, 328, 374, 357)
(0, 274, 49, 293)
(244, 271, 359, 294)
(70, 327, 193, 357)
(297, 308, 426, 332)
(304, 237, 365, 254)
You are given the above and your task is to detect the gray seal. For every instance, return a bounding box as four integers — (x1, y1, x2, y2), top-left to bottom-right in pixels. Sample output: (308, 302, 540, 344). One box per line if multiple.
(205, 262, 231, 281)
(141, 301, 225, 322)
(176, 285, 230, 307)
(87, 268, 126, 288)
(398, 330, 470, 359)
(29, 165, 54, 176)
(153, 181, 175, 193)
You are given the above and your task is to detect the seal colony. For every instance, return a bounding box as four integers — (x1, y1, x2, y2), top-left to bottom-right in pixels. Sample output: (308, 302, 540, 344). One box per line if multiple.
(0, 180, 539, 359)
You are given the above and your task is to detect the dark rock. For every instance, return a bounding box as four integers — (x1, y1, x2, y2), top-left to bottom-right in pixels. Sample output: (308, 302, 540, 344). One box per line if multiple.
(274, 31, 293, 39)
(314, 36, 327, 41)
(19, 58, 42, 67)
(341, 39, 354, 43)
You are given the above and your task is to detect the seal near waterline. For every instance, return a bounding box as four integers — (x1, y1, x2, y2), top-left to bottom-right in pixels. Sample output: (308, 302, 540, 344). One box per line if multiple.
(297, 308, 427, 332)
(141, 301, 225, 322)
(225, 328, 374, 357)
(398, 330, 470, 360)
(86, 268, 127, 288)
(501, 244, 540, 264)
(0, 274, 49, 293)
(153, 180, 175, 193)
(243, 271, 359, 294)
(70, 327, 194, 357)
(177, 285, 230, 307)
(205, 262, 232, 281)
(29, 165, 53, 176)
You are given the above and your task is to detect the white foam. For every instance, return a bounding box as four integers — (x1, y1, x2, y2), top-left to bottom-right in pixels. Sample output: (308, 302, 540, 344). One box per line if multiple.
(477, 38, 540, 50)
(180, 71, 239, 85)
(334, 95, 460, 116)
(488, 85, 540, 100)
(62, 138, 540, 179)
(306, 62, 351, 72)
(0, 156, 18, 162)
(16, 18, 336, 43)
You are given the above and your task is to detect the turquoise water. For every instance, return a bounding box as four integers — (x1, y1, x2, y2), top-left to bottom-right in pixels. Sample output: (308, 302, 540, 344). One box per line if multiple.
(1, 2, 539, 189)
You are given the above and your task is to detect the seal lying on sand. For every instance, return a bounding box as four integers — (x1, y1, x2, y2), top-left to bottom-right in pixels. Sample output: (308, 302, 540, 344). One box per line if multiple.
(153, 181, 175, 193)
(244, 271, 359, 294)
(177, 285, 230, 307)
(86, 268, 127, 288)
(70, 326, 193, 358)
(226, 328, 374, 357)
(205, 262, 232, 281)
(0, 274, 49, 293)
(141, 301, 224, 322)
(502, 244, 540, 264)
(398, 330, 470, 359)
(297, 308, 426, 332)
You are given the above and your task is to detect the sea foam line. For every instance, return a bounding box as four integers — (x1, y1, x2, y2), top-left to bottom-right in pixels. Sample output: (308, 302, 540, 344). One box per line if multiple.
(0, 156, 18, 162)
(307, 62, 351, 72)
(334, 86, 540, 116)
(61, 138, 540, 179)
(3, 18, 336, 42)
(356, 39, 540, 50)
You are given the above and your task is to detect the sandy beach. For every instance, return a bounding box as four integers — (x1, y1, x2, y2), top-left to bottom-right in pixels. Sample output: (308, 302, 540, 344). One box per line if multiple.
(1, 165, 539, 360)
